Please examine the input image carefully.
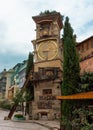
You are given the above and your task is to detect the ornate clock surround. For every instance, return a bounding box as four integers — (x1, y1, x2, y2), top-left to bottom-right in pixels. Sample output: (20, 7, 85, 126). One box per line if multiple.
(37, 40, 58, 61)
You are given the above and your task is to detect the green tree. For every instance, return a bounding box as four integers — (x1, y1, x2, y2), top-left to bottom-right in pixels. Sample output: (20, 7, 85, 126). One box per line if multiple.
(80, 72, 93, 92)
(12, 90, 24, 105)
(39, 10, 64, 20)
(39, 10, 57, 16)
(62, 17, 80, 128)
(25, 52, 34, 116)
(25, 52, 33, 79)
(8, 52, 34, 119)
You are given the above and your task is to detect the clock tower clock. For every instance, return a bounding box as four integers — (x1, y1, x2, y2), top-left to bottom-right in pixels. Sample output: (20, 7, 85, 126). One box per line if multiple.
(31, 12, 63, 120)
(37, 40, 58, 60)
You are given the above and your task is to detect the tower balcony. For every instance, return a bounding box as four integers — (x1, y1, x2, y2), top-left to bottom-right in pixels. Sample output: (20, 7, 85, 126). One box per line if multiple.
(29, 67, 62, 82)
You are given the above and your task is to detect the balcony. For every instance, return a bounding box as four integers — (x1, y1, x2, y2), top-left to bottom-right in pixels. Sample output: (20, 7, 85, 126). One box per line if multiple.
(29, 67, 62, 82)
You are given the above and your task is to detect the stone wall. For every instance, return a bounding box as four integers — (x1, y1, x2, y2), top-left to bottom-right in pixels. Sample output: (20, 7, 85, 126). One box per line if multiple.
(34, 59, 62, 72)
(32, 80, 61, 120)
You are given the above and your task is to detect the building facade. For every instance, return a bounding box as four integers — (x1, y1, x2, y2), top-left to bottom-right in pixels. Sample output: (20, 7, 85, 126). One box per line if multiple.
(19, 60, 27, 88)
(77, 36, 93, 73)
(7, 60, 27, 100)
(0, 69, 14, 99)
(0, 69, 7, 98)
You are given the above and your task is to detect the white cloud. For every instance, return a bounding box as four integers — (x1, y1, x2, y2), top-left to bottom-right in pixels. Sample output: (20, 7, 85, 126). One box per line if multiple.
(0, 0, 93, 71)
(0, 0, 34, 55)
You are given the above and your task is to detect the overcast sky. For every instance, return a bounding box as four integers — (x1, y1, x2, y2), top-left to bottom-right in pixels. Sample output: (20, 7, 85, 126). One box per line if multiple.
(0, 0, 93, 72)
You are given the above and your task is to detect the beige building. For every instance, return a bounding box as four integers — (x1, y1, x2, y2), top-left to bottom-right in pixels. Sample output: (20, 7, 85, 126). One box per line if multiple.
(30, 12, 63, 120)
(0, 69, 14, 99)
(5, 69, 14, 100)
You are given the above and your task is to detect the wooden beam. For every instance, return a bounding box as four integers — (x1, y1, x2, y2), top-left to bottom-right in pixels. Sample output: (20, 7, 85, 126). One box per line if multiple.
(57, 91, 93, 100)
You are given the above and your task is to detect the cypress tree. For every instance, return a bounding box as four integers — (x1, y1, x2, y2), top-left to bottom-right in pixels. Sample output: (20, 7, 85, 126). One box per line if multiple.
(62, 17, 80, 127)
(25, 52, 34, 116)
(25, 52, 33, 79)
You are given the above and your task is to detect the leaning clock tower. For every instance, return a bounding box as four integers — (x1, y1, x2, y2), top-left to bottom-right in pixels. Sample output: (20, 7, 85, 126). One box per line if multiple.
(31, 12, 63, 120)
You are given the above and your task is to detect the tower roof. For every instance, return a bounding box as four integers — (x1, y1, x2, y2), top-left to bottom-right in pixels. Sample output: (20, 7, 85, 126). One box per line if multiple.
(32, 12, 63, 29)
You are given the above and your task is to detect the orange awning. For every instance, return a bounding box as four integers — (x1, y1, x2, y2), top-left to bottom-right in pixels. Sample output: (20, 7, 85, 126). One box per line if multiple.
(57, 91, 93, 100)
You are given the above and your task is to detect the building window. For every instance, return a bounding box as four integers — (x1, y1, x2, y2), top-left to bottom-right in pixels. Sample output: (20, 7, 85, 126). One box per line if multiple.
(91, 42, 93, 48)
(43, 89, 52, 95)
(81, 44, 84, 52)
(39, 68, 45, 76)
(78, 47, 80, 51)
(86, 42, 89, 50)
(39, 24, 50, 37)
(77, 47, 81, 55)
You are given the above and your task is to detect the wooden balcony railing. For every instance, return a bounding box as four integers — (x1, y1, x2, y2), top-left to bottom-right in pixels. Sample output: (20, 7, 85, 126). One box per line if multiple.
(29, 67, 62, 82)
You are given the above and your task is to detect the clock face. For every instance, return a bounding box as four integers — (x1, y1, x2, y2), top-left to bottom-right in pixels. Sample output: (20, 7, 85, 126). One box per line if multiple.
(37, 40, 58, 60)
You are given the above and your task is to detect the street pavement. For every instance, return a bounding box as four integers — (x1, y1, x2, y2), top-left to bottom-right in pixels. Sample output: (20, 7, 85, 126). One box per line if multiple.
(0, 110, 60, 130)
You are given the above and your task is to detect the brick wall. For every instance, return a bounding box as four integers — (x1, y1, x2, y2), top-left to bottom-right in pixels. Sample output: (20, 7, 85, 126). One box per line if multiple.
(80, 57, 93, 73)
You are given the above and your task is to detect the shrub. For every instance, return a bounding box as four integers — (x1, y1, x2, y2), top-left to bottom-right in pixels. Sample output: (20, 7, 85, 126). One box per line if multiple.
(0, 100, 12, 110)
(14, 114, 24, 118)
(14, 114, 26, 120)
